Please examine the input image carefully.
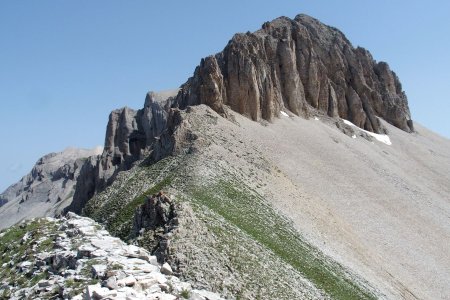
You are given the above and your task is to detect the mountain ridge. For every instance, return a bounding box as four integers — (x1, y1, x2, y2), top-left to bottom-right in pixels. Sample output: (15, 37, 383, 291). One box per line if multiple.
(1, 13, 449, 300)
(64, 14, 416, 216)
(0, 147, 102, 230)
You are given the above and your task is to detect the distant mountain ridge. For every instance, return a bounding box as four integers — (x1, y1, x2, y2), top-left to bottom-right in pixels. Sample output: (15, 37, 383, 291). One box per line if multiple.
(0, 147, 102, 229)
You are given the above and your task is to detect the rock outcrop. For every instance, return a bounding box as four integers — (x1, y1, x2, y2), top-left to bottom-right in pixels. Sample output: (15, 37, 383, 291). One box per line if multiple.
(133, 192, 178, 263)
(0, 213, 223, 300)
(0, 147, 103, 230)
(65, 91, 182, 214)
(174, 14, 414, 133)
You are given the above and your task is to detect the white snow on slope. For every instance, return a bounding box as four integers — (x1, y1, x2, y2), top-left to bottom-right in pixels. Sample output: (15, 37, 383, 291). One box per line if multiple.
(280, 111, 289, 117)
(343, 119, 392, 145)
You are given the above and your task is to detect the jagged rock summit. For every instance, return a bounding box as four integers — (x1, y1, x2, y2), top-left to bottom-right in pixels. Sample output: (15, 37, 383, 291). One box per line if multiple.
(174, 14, 414, 133)
(1, 14, 416, 228)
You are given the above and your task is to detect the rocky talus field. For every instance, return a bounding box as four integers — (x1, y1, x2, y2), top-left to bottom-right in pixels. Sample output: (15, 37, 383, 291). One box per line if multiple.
(0, 213, 223, 300)
(1, 14, 450, 300)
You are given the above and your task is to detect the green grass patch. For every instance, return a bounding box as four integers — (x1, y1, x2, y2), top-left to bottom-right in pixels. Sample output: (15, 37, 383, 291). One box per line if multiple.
(189, 179, 376, 300)
(180, 289, 191, 299)
(30, 271, 49, 286)
(0, 287, 11, 299)
(37, 237, 54, 252)
(0, 218, 60, 292)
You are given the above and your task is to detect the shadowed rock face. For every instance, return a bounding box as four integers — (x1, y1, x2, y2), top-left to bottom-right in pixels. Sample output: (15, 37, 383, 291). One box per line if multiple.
(66, 91, 182, 214)
(174, 14, 413, 133)
(0, 14, 416, 236)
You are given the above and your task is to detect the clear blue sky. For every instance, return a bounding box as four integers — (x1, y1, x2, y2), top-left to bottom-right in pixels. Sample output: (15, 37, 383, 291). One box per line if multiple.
(1, 1, 449, 191)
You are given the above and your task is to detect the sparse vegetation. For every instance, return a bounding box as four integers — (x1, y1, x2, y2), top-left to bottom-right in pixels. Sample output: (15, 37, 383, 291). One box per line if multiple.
(189, 178, 376, 300)
(30, 271, 48, 286)
(78, 135, 377, 299)
(84, 156, 180, 240)
(0, 219, 57, 288)
(180, 288, 191, 298)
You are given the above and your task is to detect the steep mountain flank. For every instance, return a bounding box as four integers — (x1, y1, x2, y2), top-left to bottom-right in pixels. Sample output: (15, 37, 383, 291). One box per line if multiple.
(174, 14, 413, 133)
(1, 15, 415, 227)
(83, 106, 379, 300)
(83, 105, 450, 299)
(0, 147, 102, 230)
(67, 15, 415, 216)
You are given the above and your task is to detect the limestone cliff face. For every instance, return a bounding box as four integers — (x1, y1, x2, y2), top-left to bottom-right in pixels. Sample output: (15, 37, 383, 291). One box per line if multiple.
(175, 14, 413, 133)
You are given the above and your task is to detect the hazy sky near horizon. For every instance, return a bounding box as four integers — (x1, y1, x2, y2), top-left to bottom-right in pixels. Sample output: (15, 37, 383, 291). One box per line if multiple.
(1, 1, 449, 191)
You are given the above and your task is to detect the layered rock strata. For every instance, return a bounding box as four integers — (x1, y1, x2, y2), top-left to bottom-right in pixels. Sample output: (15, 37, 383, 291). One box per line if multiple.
(66, 15, 415, 221)
(66, 91, 182, 214)
(3, 14, 415, 230)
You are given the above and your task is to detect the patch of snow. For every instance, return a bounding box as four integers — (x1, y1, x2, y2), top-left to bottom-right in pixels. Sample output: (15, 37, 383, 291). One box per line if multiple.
(280, 111, 289, 117)
(314, 117, 319, 121)
(342, 119, 392, 145)
(342, 119, 355, 127)
(352, 135, 356, 139)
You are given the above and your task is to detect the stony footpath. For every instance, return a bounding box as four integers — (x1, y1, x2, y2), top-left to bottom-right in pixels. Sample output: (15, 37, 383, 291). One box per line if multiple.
(0, 213, 223, 300)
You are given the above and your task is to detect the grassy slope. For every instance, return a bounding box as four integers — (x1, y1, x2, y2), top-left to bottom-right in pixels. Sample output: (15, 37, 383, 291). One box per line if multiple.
(188, 177, 375, 300)
(83, 154, 376, 299)
(84, 157, 179, 240)
(0, 219, 56, 296)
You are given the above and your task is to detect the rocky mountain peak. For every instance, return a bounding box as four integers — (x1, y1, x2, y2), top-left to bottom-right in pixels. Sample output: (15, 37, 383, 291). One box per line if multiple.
(0, 13, 415, 234)
(2, 15, 416, 230)
(174, 14, 413, 133)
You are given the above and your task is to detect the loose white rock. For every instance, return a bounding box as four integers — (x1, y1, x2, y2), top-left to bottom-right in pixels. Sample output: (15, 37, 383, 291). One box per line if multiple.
(160, 263, 173, 275)
(118, 275, 137, 287)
